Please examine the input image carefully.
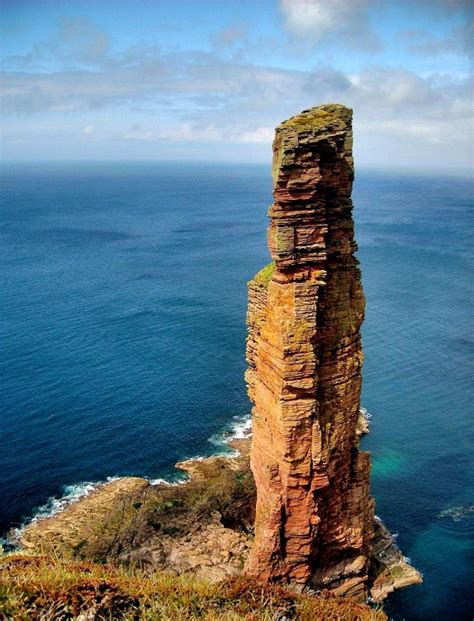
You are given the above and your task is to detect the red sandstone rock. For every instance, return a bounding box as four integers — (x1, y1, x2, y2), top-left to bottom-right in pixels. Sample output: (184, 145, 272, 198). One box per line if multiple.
(245, 104, 374, 599)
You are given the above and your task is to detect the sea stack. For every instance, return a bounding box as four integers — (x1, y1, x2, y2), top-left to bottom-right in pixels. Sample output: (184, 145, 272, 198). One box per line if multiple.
(245, 104, 374, 598)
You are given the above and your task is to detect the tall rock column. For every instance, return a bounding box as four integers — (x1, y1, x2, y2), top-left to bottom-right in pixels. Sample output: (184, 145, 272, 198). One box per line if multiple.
(245, 104, 374, 599)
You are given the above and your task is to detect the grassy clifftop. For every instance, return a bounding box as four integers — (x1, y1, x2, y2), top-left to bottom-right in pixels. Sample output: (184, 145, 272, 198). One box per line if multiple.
(0, 554, 386, 620)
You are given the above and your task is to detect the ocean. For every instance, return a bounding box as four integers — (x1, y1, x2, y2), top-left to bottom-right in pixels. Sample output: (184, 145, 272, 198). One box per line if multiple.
(0, 162, 472, 620)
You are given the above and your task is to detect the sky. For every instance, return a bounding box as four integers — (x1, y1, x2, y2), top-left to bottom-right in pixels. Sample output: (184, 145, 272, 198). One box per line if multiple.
(1, 0, 473, 170)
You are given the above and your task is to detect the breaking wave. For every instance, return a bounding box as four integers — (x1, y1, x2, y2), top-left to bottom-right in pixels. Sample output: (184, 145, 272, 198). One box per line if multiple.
(359, 406, 372, 420)
(3, 477, 120, 548)
(208, 414, 252, 455)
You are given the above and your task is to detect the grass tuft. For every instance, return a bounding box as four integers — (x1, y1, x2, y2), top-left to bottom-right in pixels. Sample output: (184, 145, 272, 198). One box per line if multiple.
(250, 262, 275, 288)
(0, 554, 387, 620)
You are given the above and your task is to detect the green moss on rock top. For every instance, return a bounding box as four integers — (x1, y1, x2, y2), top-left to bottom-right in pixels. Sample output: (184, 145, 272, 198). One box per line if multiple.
(279, 103, 352, 133)
(250, 262, 275, 287)
(271, 104, 352, 182)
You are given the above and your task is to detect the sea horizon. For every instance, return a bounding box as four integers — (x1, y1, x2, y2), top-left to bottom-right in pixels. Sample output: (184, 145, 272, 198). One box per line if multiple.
(2, 160, 473, 180)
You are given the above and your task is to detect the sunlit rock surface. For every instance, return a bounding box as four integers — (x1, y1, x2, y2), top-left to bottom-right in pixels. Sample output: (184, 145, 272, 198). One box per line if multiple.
(245, 104, 420, 600)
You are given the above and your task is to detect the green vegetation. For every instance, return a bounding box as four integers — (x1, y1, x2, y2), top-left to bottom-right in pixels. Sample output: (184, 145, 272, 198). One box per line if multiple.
(389, 564, 408, 580)
(0, 554, 387, 620)
(272, 105, 352, 180)
(250, 262, 275, 288)
(280, 104, 351, 132)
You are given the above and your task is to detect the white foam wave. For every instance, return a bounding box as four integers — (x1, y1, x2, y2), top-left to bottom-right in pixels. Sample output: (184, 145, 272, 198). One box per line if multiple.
(4, 476, 121, 547)
(208, 414, 252, 453)
(32, 482, 96, 521)
(231, 415, 253, 439)
(148, 476, 188, 487)
(30, 476, 122, 523)
(359, 406, 373, 420)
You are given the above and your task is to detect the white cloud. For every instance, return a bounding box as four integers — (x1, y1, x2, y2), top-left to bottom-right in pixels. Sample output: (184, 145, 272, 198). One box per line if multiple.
(2, 11, 472, 169)
(3, 55, 472, 168)
(211, 25, 246, 50)
(281, 0, 335, 39)
(122, 129, 153, 141)
(279, 0, 380, 50)
(6, 17, 110, 70)
(358, 119, 444, 143)
(122, 123, 224, 143)
(238, 127, 274, 143)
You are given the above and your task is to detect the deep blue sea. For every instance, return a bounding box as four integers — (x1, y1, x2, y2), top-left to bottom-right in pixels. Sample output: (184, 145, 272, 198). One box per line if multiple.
(0, 162, 472, 620)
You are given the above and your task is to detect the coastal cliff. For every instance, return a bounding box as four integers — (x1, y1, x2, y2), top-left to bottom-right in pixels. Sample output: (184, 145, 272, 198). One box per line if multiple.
(245, 104, 418, 600)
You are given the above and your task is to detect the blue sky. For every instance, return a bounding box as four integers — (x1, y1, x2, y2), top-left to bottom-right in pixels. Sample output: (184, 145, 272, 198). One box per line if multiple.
(1, 0, 472, 169)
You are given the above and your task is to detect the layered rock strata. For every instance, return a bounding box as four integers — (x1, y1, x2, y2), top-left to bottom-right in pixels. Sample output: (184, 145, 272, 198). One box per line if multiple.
(245, 104, 374, 598)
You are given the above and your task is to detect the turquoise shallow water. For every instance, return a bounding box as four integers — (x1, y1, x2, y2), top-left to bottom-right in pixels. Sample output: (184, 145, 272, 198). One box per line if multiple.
(1, 163, 472, 620)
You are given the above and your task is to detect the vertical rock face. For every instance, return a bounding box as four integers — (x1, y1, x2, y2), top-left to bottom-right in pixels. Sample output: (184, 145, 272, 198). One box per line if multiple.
(245, 104, 374, 599)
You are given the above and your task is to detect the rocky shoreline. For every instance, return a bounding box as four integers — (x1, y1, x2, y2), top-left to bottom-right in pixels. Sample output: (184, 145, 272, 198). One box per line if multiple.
(16, 434, 255, 582)
(14, 410, 420, 603)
